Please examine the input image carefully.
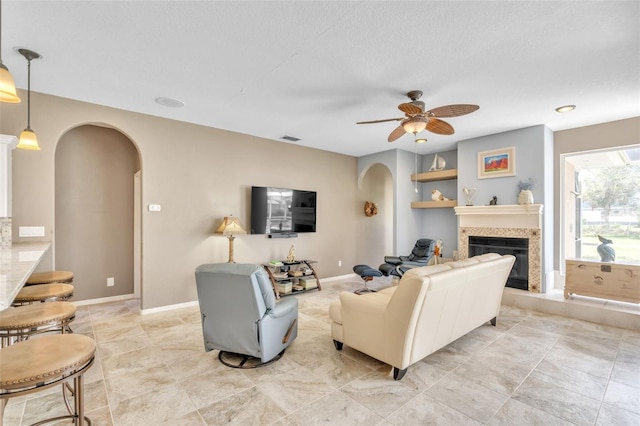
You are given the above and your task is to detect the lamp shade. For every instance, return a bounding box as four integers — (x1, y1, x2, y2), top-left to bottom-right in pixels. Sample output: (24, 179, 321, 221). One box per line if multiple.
(402, 117, 428, 134)
(0, 64, 20, 103)
(216, 216, 247, 236)
(17, 128, 40, 150)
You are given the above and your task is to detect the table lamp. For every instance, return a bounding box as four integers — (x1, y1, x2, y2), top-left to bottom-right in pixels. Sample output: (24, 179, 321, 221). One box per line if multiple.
(216, 215, 247, 263)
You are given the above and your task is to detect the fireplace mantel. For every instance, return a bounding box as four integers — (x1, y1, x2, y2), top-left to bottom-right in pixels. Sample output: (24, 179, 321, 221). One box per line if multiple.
(454, 204, 544, 229)
(455, 204, 544, 293)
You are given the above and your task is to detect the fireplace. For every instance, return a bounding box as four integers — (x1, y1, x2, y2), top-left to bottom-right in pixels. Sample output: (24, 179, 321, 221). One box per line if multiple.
(469, 236, 529, 290)
(455, 204, 544, 292)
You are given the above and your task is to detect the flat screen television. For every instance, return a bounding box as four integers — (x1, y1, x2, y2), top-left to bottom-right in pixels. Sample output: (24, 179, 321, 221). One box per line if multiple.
(251, 186, 317, 234)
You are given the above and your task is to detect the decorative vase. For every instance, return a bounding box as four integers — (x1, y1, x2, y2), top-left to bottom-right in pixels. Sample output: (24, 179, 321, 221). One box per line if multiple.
(518, 190, 534, 205)
(462, 187, 476, 206)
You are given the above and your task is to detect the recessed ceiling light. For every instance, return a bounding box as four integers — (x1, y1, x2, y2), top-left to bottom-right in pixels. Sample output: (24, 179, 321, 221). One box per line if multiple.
(415, 138, 428, 144)
(155, 97, 184, 108)
(555, 105, 576, 113)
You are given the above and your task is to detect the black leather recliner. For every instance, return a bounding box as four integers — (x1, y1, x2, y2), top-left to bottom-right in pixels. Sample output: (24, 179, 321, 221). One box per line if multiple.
(378, 238, 436, 277)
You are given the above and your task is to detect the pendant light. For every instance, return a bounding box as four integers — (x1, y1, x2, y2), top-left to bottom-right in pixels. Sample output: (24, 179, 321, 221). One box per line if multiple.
(16, 48, 40, 151)
(0, 0, 20, 103)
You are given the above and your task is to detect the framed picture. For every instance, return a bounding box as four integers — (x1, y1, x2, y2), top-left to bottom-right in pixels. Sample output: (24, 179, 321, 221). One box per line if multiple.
(477, 147, 516, 179)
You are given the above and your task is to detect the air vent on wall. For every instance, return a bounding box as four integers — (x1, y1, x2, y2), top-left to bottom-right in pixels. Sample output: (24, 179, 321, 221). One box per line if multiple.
(281, 135, 301, 142)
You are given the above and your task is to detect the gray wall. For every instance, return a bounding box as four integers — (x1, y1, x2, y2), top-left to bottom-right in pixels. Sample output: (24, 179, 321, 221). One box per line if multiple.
(418, 150, 458, 258)
(357, 148, 460, 258)
(457, 125, 554, 291)
(356, 163, 393, 268)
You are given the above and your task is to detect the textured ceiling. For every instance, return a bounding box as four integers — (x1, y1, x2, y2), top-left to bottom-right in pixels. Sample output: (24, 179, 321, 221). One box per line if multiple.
(2, 1, 639, 157)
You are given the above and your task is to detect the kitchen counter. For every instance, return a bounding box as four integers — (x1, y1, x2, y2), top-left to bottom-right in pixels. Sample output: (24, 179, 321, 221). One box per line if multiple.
(0, 242, 51, 311)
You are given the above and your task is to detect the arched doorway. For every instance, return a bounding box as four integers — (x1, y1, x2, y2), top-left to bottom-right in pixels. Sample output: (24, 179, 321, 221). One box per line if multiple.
(357, 163, 394, 266)
(55, 125, 141, 302)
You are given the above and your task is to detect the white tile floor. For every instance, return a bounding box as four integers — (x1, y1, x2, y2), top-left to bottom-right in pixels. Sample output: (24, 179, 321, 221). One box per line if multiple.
(3, 276, 640, 425)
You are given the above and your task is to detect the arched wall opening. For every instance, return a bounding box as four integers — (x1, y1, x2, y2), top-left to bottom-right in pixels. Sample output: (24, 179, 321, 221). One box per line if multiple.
(356, 163, 394, 267)
(55, 124, 141, 302)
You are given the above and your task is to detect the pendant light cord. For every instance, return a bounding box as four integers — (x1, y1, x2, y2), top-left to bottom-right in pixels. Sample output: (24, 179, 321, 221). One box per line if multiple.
(0, 0, 3, 57)
(26, 57, 31, 129)
(414, 138, 418, 193)
(0, 0, 4, 64)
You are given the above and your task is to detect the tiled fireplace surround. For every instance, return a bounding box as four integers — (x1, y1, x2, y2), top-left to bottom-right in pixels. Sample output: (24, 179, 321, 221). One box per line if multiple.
(455, 204, 543, 292)
(454, 204, 639, 331)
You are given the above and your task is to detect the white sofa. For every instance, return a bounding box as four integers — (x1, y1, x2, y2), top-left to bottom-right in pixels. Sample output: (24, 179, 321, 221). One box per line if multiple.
(329, 253, 515, 380)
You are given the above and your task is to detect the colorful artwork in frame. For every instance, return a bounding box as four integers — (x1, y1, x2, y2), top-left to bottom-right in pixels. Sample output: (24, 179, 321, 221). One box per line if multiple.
(477, 147, 516, 179)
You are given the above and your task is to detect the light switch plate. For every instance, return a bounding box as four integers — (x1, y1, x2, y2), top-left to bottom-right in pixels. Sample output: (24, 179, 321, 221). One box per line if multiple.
(19, 226, 45, 237)
(148, 204, 161, 212)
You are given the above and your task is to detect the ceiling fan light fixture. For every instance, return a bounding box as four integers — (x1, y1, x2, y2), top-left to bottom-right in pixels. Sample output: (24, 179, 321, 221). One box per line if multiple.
(555, 104, 576, 113)
(402, 117, 428, 134)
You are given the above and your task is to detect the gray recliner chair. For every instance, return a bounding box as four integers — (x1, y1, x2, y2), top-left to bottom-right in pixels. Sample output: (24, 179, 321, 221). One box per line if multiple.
(378, 238, 436, 277)
(195, 263, 298, 367)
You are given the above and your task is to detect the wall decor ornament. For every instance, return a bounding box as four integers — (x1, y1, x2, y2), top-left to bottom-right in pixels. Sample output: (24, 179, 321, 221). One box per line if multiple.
(429, 153, 446, 171)
(431, 189, 451, 201)
(596, 235, 615, 262)
(517, 178, 536, 205)
(477, 147, 516, 179)
(364, 201, 378, 217)
(287, 245, 296, 263)
(462, 187, 477, 206)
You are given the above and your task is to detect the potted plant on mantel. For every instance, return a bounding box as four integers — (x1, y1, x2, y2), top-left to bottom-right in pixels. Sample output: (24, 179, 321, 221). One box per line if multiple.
(517, 178, 536, 205)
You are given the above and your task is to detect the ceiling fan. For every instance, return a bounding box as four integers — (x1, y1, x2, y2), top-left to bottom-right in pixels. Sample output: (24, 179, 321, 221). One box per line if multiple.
(357, 90, 479, 142)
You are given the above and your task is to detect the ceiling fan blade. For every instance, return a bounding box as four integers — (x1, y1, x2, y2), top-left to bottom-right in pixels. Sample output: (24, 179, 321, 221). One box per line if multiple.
(426, 118, 455, 135)
(356, 117, 404, 124)
(398, 102, 423, 115)
(388, 125, 406, 142)
(427, 104, 479, 118)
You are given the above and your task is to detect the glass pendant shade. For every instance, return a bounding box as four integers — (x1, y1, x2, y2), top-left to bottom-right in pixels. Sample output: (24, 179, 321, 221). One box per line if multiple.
(0, 63, 20, 103)
(17, 128, 40, 150)
(402, 117, 428, 134)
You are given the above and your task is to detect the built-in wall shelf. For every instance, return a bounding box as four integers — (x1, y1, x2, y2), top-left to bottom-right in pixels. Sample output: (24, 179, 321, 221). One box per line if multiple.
(411, 169, 458, 182)
(411, 200, 458, 209)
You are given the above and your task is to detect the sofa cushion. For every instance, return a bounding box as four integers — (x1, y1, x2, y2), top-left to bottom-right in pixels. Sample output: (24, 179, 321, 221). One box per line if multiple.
(448, 258, 480, 268)
(473, 253, 502, 262)
(378, 286, 397, 296)
(401, 264, 452, 280)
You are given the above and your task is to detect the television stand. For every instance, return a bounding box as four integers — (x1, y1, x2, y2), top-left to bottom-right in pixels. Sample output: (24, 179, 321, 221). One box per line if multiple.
(263, 260, 321, 298)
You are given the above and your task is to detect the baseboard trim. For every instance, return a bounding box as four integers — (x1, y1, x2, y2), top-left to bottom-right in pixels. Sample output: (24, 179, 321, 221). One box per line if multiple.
(74, 274, 357, 312)
(322, 273, 358, 282)
(141, 300, 199, 315)
(73, 293, 135, 307)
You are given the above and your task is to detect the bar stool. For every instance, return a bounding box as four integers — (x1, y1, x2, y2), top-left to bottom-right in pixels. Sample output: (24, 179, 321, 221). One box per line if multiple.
(0, 334, 95, 425)
(11, 283, 75, 306)
(0, 301, 77, 347)
(26, 270, 74, 286)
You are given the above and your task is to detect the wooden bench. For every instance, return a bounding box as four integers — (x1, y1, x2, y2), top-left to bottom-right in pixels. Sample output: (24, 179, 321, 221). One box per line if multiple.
(565, 259, 640, 303)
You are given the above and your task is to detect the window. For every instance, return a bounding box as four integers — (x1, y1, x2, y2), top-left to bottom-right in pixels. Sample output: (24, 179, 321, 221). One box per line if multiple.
(562, 146, 640, 268)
